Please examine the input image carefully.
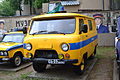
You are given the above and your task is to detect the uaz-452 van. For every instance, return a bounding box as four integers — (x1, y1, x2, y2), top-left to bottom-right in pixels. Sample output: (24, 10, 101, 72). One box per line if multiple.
(23, 13, 98, 74)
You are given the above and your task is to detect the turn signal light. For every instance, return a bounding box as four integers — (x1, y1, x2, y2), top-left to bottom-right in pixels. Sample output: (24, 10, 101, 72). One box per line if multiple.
(65, 53, 70, 59)
(26, 53, 32, 58)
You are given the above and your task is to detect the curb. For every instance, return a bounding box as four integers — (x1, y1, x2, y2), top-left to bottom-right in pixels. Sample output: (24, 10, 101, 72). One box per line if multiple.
(82, 58, 98, 80)
(0, 62, 32, 72)
(113, 60, 119, 80)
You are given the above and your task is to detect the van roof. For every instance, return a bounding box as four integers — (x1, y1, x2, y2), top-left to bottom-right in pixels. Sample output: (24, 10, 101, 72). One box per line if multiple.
(32, 13, 94, 20)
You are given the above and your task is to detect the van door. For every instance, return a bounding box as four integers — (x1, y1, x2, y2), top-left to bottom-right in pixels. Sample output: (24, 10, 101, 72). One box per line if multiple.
(78, 18, 90, 56)
(87, 19, 96, 56)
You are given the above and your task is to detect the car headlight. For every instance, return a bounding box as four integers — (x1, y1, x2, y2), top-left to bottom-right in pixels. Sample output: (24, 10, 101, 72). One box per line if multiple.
(0, 51, 8, 56)
(61, 43, 69, 51)
(4, 52, 8, 56)
(0, 52, 4, 55)
(26, 43, 32, 50)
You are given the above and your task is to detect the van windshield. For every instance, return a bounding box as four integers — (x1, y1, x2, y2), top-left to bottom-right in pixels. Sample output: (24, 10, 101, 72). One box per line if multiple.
(29, 18, 75, 35)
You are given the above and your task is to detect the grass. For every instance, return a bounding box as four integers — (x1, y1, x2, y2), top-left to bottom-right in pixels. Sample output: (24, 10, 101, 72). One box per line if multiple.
(96, 47, 115, 58)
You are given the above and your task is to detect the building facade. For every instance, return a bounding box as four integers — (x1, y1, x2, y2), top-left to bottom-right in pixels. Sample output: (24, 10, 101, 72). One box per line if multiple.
(43, 0, 111, 13)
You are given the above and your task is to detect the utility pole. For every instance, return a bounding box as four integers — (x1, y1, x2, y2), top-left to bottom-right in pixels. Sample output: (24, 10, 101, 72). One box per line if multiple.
(19, 0, 22, 15)
(30, 0, 32, 15)
(102, 0, 105, 10)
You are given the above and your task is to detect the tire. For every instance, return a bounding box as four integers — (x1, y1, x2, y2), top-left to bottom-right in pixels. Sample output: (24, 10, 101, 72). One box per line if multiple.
(33, 61, 47, 73)
(73, 58, 85, 75)
(11, 54, 22, 67)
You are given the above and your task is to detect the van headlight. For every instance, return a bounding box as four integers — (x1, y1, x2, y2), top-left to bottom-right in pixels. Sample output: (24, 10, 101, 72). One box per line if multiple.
(61, 43, 69, 51)
(26, 43, 32, 50)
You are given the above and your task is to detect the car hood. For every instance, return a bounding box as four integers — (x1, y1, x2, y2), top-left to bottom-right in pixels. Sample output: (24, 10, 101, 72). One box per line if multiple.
(0, 42, 24, 51)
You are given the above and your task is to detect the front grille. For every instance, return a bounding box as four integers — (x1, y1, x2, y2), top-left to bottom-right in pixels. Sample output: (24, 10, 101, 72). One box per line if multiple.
(35, 50, 58, 59)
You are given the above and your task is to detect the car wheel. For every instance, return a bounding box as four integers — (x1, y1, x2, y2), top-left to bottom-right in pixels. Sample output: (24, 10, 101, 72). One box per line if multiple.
(73, 58, 85, 75)
(33, 61, 47, 72)
(11, 54, 22, 67)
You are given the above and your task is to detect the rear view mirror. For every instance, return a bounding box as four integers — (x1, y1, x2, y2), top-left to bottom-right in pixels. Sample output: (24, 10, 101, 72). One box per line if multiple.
(82, 24, 88, 33)
(23, 27, 27, 34)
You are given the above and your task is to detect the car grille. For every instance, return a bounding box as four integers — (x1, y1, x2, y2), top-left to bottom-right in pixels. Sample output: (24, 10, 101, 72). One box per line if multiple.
(35, 50, 58, 59)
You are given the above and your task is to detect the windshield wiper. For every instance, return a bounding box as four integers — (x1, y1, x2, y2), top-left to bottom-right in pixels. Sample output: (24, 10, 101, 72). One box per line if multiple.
(48, 31, 66, 34)
(31, 30, 48, 35)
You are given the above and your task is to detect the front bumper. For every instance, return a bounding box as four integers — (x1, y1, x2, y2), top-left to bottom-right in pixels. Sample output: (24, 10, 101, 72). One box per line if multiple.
(0, 58, 10, 62)
(23, 57, 78, 64)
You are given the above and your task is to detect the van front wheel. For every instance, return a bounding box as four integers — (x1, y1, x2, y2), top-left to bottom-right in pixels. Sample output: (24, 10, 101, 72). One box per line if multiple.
(33, 61, 47, 73)
(73, 59, 85, 75)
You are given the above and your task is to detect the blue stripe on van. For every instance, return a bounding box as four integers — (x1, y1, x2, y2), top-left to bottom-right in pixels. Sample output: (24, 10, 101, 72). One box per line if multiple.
(69, 35, 97, 50)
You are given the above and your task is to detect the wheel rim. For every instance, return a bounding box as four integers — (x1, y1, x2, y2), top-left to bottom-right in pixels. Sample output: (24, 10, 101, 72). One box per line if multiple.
(15, 56, 21, 66)
(81, 59, 85, 71)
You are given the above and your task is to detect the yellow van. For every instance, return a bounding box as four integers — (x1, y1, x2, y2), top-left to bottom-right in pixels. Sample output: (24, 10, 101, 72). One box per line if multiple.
(23, 13, 98, 74)
(0, 31, 25, 67)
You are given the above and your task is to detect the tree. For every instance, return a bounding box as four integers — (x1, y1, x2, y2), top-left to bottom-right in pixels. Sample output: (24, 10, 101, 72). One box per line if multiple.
(7, 0, 23, 15)
(0, 0, 15, 16)
(24, 0, 49, 14)
(0, 0, 50, 16)
(113, 0, 120, 9)
(35, 0, 49, 8)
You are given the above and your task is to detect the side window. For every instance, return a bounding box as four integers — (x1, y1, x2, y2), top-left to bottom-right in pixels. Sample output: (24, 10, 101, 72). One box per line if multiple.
(79, 19, 84, 33)
(88, 20, 93, 31)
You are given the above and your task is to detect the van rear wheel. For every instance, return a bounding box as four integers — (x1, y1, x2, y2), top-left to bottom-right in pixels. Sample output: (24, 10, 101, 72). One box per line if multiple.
(73, 59, 85, 75)
(33, 61, 47, 72)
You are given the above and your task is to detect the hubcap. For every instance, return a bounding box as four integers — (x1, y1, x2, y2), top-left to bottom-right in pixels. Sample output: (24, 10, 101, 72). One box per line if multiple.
(15, 56, 21, 66)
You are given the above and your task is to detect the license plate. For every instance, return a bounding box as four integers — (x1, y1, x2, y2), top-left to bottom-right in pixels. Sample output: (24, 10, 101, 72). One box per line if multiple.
(48, 59, 65, 64)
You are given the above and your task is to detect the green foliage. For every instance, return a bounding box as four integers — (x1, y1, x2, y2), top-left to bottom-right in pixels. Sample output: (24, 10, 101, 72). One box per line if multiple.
(113, 0, 120, 9)
(34, 0, 49, 8)
(7, 0, 22, 10)
(24, 0, 50, 9)
(0, 0, 16, 16)
(0, 0, 50, 16)
(96, 47, 114, 58)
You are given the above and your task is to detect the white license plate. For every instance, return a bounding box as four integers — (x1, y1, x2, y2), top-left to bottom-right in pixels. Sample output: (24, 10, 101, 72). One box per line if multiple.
(48, 59, 65, 64)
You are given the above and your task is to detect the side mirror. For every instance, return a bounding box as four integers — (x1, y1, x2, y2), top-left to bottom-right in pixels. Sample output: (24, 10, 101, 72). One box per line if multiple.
(23, 27, 27, 34)
(82, 24, 88, 33)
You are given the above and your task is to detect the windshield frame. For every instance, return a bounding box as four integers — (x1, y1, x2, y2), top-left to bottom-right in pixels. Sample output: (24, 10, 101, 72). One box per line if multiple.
(2, 33, 24, 43)
(29, 17, 76, 35)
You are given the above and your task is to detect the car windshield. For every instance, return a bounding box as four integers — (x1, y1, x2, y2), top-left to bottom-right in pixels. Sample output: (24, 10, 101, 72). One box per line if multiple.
(29, 18, 75, 35)
(2, 34, 24, 43)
